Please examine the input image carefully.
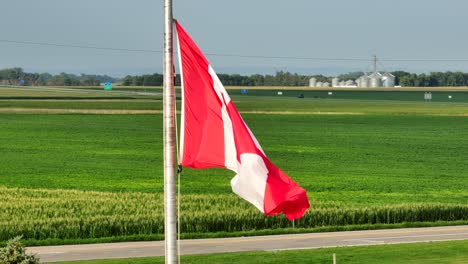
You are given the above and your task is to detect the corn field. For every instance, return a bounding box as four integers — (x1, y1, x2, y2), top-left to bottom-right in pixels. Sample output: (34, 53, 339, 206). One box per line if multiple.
(1, 187, 467, 241)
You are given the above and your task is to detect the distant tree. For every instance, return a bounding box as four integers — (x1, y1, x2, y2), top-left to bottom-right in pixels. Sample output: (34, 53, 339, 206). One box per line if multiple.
(446, 72, 465, 86)
(6, 67, 468, 88)
(311, 74, 330, 83)
(122, 75, 134, 86)
(133, 76, 144, 86)
(249, 74, 264, 86)
(429, 72, 446, 86)
(390, 71, 411, 86)
(36, 73, 53, 85)
(81, 77, 100, 86)
(141, 74, 163, 86)
(400, 74, 416, 87)
(142, 75, 153, 86)
(47, 73, 80, 86)
(338, 71, 364, 81)
(0, 67, 25, 84)
(264, 74, 275, 86)
(174, 74, 181, 86)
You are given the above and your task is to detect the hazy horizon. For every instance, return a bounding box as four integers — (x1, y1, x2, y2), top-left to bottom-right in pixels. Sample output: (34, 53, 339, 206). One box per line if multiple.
(2, 0, 468, 77)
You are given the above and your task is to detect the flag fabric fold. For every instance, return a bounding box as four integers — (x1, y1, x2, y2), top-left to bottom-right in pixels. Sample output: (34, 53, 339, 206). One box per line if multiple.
(175, 20, 310, 220)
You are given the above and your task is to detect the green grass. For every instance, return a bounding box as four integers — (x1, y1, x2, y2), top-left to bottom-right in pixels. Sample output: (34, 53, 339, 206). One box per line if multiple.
(54, 240, 468, 264)
(0, 87, 467, 243)
(237, 89, 468, 103)
(2, 97, 468, 115)
(0, 86, 159, 99)
(0, 115, 161, 192)
(2, 86, 468, 114)
(2, 97, 468, 116)
(1, 113, 467, 194)
(0, 113, 467, 242)
(232, 96, 468, 115)
(0, 100, 161, 110)
(1, 114, 467, 199)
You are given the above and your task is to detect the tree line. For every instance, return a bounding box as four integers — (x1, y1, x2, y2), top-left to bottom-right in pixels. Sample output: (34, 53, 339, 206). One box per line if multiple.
(4, 67, 468, 87)
(0, 68, 116, 86)
(122, 71, 331, 87)
(123, 70, 468, 87)
(393, 71, 468, 87)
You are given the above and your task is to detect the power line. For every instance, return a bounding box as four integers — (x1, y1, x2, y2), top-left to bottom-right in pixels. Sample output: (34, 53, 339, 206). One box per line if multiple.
(204, 52, 370, 61)
(381, 58, 468, 62)
(0, 39, 161, 53)
(2, 38, 468, 63)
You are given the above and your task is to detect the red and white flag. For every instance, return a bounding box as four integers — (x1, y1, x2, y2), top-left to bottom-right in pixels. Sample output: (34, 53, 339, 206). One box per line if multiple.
(175, 21, 310, 220)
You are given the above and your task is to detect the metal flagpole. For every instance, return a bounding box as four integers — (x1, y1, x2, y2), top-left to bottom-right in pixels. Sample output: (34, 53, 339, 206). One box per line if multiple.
(163, 0, 178, 263)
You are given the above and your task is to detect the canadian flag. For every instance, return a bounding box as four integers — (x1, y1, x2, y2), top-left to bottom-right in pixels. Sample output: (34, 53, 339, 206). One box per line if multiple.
(175, 21, 310, 220)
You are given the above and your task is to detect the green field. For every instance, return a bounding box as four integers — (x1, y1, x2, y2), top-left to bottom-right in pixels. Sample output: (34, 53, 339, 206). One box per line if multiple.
(0, 86, 159, 100)
(0, 86, 467, 243)
(2, 87, 468, 115)
(237, 89, 468, 102)
(55, 240, 468, 264)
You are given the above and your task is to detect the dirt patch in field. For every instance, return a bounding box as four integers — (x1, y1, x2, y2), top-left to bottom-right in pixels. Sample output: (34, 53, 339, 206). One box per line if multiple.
(2, 108, 467, 116)
(427, 113, 468, 117)
(242, 111, 365, 115)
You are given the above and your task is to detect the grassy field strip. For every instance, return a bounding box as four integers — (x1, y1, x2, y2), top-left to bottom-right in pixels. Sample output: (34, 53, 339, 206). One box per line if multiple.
(51, 86, 163, 90)
(0, 108, 162, 114)
(52, 240, 468, 264)
(0, 108, 362, 115)
(0, 99, 157, 102)
(0, 86, 160, 98)
(1, 86, 116, 95)
(0, 90, 121, 98)
(226, 86, 468, 91)
(1, 85, 142, 95)
(1, 108, 468, 116)
(2, 88, 468, 114)
(8, 85, 468, 91)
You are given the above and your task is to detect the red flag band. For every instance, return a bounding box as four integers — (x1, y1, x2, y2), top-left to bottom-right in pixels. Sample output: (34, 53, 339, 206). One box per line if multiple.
(175, 21, 310, 220)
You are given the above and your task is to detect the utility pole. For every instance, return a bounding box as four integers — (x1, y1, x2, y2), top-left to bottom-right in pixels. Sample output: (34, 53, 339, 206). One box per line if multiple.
(373, 54, 377, 73)
(163, 0, 177, 263)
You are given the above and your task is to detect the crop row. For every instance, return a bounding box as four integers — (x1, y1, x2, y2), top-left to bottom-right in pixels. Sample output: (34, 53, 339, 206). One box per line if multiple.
(1, 187, 468, 241)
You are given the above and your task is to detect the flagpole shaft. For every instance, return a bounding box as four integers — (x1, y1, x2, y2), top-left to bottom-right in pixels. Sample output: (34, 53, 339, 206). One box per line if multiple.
(163, 0, 177, 263)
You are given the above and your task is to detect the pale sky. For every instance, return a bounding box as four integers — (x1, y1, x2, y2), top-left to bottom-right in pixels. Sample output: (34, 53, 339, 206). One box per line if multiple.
(1, 0, 468, 76)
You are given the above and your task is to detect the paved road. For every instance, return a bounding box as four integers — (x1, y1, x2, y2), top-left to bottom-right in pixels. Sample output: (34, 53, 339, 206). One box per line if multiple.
(28, 225, 468, 263)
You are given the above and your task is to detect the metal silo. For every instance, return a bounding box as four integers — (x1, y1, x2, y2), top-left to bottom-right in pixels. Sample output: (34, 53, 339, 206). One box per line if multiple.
(345, 80, 355, 86)
(359, 75, 369, 87)
(309, 77, 317, 87)
(332, 77, 339, 87)
(369, 72, 382, 87)
(382, 73, 395, 87)
(339, 81, 346, 87)
(370, 77, 381, 87)
(323, 82, 330, 87)
(316, 81, 323, 87)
